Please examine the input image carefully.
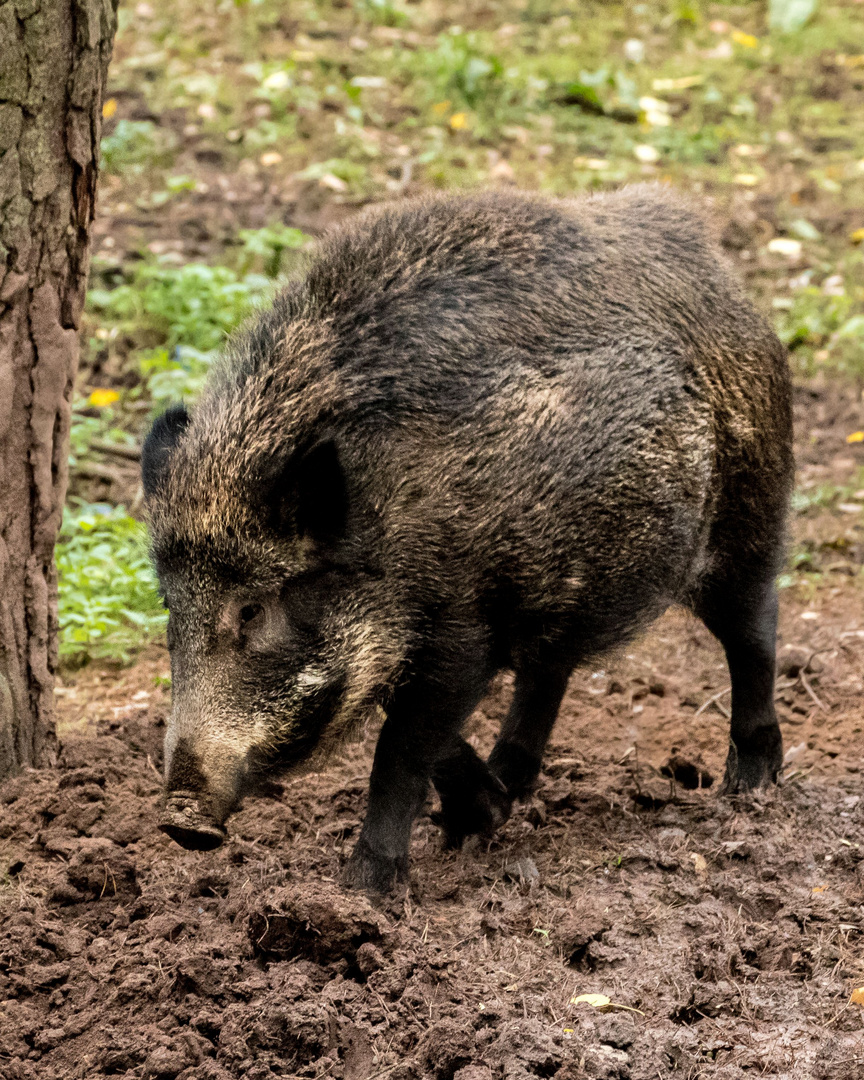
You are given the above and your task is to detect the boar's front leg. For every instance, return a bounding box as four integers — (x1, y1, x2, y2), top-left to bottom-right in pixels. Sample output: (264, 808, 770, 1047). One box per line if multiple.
(431, 739, 512, 848)
(343, 658, 493, 894)
(342, 715, 432, 893)
(430, 664, 571, 847)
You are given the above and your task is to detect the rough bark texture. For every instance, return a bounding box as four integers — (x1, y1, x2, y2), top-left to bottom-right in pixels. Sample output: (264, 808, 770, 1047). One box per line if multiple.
(0, 0, 118, 779)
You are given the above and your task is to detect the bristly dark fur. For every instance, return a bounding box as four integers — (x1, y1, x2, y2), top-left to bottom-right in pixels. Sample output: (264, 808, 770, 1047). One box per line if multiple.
(144, 186, 793, 891)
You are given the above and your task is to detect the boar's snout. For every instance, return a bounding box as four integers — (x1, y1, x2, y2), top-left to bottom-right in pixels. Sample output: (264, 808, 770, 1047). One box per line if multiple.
(159, 793, 227, 851)
(160, 734, 241, 851)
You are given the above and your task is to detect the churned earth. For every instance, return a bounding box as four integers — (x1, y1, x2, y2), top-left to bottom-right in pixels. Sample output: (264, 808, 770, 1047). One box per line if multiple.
(2, 386, 864, 1080)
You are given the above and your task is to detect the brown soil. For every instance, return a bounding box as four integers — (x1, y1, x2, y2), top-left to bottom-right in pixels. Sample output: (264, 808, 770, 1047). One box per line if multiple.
(3, 392, 864, 1080)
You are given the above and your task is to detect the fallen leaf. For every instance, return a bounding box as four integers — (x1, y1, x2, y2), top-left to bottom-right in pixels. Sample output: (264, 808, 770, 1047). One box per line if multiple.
(263, 70, 291, 91)
(851, 987, 864, 1006)
(572, 993, 612, 1009)
(318, 172, 348, 192)
(769, 0, 818, 34)
(570, 993, 645, 1015)
(851, 228, 864, 244)
(812, 884, 828, 894)
(846, 431, 864, 443)
(734, 174, 760, 187)
(102, 98, 117, 119)
(449, 112, 469, 131)
(88, 389, 120, 408)
(490, 159, 515, 180)
(767, 238, 802, 257)
(690, 852, 708, 876)
(731, 29, 759, 48)
(432, 100, 451, 115)
(652, 75, 703, 91)
(259, 152, 283, 167)
(638, 96, 671, 114)
(633, 144, 659, 163)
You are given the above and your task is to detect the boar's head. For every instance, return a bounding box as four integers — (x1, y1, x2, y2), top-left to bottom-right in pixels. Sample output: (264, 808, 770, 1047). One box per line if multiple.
(142, 398, 403, 851)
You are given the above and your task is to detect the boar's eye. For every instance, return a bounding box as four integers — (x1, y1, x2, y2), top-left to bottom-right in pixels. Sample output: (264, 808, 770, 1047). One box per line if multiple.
(234, 599, 294, 655)
(239, 603, 264, 630)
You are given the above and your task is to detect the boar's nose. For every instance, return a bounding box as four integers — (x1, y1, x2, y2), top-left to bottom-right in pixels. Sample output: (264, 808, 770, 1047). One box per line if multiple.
(160, 793, 227, 850)
(160, 736, 228, 850)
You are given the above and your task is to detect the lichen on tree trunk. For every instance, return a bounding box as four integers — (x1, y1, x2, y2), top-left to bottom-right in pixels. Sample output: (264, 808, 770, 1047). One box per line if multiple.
(0, 0, 118, 780)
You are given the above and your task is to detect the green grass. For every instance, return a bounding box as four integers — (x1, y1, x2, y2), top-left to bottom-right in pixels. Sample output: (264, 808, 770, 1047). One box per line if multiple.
(56, 502, 167, 665)
(775, 249, 864, 378)
(87, 260, 272, 355)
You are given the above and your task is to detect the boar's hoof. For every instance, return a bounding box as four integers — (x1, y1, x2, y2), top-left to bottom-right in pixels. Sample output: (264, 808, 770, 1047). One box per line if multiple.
(432, 776, 512, 849)
(721, 727, 783, 794)
(160, 795, 227, 851)
(342, 838, 407, 895)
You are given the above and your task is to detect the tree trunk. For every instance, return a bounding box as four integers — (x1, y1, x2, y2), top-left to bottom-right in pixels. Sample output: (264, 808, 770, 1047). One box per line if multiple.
(0, 0, 118, 780)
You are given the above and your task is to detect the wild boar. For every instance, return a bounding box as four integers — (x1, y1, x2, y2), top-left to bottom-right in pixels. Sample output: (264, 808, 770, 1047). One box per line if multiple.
(142, 186, 793, 892)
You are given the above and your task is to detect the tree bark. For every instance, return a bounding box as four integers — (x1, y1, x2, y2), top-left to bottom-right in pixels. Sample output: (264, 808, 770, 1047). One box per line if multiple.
(0, 0, 118, 780)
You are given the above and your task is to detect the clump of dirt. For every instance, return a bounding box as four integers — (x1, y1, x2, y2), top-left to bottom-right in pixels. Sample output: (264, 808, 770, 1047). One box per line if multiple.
(246, 883, 391, 966)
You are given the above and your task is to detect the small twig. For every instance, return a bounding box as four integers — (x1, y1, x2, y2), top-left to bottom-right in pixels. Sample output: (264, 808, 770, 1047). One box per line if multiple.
(694, 687, 731, 719)
(89, 439, 141, 461)
(367, 1064, 406, 1080)
(799, 669, 826, 713)
(825, 999, 851, 1027)
(72, 460, 127, 483)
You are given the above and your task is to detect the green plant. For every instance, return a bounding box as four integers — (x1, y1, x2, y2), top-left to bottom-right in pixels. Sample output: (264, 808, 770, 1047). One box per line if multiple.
(416, 31, 504, 110)
(776, 280, 864, 378)
(140, 345, 214, 407)
(353, 0, 407, 27)
(88, 260, 271, 354)
(101, 119, 175, 174)
(56, 501, 167, 664)
(68, 405, 136, 469)
(236, 224, 309, 278)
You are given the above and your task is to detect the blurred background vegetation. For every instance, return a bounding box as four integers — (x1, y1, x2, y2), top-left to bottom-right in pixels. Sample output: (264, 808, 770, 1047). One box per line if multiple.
(61, 0, 864, 666)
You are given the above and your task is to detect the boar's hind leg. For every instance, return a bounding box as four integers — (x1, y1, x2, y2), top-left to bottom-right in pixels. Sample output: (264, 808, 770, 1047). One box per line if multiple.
(694, 576, 783, 793)
(431, 739, 512, 848)
(487, 666, 571, 799)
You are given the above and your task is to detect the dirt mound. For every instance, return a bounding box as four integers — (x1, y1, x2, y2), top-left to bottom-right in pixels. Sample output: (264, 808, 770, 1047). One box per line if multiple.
(246, 883, 392, 965)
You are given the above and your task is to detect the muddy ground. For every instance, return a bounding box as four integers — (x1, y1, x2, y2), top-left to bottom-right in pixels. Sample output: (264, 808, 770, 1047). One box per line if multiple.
(2, 387, 864, 1079)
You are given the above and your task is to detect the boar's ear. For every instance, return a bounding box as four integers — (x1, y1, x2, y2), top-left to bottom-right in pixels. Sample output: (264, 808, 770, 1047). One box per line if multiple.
(142, 404, 190, 497)
(270, 440, 348, 547)
(295, 440, 348, 546)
